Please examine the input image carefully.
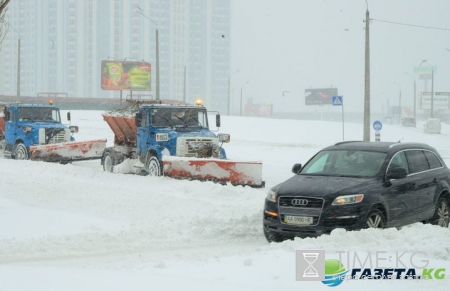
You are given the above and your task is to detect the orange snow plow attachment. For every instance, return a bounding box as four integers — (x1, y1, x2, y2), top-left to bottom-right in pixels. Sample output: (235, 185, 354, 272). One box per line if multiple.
(29, 139, 107, 163)
(163, 157, 265, 188)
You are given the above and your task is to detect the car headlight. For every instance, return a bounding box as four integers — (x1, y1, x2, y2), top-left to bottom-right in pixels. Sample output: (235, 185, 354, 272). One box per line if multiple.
(266, 189, 277, 202)
(332, 194, 364, 205)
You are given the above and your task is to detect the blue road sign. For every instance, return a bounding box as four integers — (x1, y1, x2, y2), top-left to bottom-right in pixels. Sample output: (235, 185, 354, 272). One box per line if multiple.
(332, 96, 343, 106)
(373, 120, 382, 132)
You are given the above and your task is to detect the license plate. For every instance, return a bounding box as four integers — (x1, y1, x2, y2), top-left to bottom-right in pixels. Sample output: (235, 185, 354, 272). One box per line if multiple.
(283, 215, 313, 225)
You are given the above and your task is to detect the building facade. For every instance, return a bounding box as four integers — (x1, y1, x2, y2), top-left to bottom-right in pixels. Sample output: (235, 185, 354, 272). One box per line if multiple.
(0, 0, 230, 112)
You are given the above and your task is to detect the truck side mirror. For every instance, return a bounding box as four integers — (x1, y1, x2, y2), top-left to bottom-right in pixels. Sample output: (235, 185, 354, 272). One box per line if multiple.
(216, 113, 221, 128)
(4, 109, 10, 121)
(67, 112, 71, 121)
(135, 113, 142, 127)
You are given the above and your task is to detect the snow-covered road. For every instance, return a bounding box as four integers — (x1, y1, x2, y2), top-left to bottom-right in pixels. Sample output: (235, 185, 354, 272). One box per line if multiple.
(1, 111, 449, 291)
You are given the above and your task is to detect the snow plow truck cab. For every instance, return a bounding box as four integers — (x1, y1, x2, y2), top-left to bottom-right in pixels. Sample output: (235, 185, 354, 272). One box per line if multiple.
(101, 100, 264, 187)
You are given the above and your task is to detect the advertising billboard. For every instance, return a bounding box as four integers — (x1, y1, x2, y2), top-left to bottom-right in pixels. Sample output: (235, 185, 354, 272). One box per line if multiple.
(420, 92, 450, 110)
(305, 88, 338, 105)
(244, 104, 273, 117)
(101, 61, 151, 91)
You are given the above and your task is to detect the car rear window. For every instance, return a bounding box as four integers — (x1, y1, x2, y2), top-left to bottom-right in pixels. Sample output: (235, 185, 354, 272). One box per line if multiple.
(423, 150, 442, 169)
(406, 150, 429, 173)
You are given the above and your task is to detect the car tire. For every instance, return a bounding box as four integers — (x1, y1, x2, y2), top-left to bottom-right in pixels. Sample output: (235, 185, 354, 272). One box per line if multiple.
(145, 154, 162, 176)
(13, 143, 28, 160)
(102, 151, 115, 172)
(430, 196, 449, 228)
(365, 209, 386, 229)
(263, 228, 283, 243)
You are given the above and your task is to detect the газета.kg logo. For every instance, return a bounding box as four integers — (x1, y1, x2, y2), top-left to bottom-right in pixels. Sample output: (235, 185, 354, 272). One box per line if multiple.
(322, 259, 349, 287)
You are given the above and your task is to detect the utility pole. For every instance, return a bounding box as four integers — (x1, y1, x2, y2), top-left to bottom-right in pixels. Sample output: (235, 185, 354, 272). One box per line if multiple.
(363, 3, 371, 141)
(431, 69, 434, 118)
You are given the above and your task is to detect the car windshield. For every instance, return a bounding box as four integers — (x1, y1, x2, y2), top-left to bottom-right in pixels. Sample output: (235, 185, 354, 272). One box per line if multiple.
(300, 150, 387, 177)
(150, 108, 208, 128)
(17, 107, 61, 122)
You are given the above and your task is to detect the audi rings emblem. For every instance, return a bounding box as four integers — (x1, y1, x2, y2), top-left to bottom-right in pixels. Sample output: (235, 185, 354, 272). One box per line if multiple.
(291, 198, 308, 206)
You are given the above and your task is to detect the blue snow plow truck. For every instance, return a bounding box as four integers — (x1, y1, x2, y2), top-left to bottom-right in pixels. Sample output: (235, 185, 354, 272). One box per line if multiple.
(0, 103, 106, 163)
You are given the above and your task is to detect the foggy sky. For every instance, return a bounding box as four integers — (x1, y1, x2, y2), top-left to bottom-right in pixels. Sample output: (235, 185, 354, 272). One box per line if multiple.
(230, 0, 450, 114)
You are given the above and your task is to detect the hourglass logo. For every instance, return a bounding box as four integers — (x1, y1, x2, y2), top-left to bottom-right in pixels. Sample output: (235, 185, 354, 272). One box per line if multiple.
(296, 250, 325, 281)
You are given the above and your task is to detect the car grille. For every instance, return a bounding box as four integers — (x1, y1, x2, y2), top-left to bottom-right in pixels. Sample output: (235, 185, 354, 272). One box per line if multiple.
(278, 196, 324, 226)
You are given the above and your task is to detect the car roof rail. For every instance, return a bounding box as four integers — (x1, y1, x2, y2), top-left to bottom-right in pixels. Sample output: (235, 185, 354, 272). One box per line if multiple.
(334, 141, 365, 146)
(389, 142, 428, 148)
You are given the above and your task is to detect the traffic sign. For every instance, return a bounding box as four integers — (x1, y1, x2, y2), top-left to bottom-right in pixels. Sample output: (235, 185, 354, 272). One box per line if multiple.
(373, 120, 382, 132)
(332, 96, 343, 106)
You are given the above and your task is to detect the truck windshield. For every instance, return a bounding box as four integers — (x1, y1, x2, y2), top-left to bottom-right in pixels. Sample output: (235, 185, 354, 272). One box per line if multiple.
(151, 108, 208, 128)
(17, 107, 61, 122)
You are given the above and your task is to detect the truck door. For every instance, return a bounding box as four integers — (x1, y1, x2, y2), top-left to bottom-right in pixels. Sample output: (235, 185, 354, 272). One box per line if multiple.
(4, 107, 17, 146)
(136, 110, 150, 156)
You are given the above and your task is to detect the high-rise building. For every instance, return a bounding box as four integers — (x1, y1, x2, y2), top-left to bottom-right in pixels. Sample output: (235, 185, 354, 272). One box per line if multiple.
(0, 0, 230, 112)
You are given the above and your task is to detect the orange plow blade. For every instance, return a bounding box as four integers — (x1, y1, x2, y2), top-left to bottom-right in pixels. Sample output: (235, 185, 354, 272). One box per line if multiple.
(29, 139, 107, 162)
(163, 157, 264, 187)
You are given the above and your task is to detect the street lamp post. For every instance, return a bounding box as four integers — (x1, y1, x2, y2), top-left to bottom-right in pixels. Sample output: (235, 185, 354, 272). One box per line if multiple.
(183, 55, 195, 104)
(405, 72, 417, 119)
(240, 80, 250, 116)
(420, 60, 434, 118)
(137, 7, 160, 100)
(227, 69, 240, 115)
(393, 82, 401, 122)
(363, 1, 371, 141)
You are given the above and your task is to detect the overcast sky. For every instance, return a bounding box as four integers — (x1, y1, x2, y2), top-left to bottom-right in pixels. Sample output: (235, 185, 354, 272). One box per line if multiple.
(230, 0, 450, 114)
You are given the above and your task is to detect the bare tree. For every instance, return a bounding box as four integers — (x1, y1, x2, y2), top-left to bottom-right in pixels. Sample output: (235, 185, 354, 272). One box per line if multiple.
(0, 0, 11, 49)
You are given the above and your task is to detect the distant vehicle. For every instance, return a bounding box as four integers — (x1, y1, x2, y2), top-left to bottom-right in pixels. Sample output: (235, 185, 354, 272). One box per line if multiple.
(423, 118, 441, 134)
(1, 103, 106, 162)
(401, 117, 416, 127)
(263, 141, 450, 242)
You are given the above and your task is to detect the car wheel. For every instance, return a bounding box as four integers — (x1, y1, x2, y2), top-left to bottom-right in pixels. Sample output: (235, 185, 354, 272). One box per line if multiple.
(430, 196, 449, 228)
(145, 154, 162, 176)
(102, 151, 115, 172)
(263, 228, 283, 243)
(365, 209, 386, 229)
(13, 143, 28, 160)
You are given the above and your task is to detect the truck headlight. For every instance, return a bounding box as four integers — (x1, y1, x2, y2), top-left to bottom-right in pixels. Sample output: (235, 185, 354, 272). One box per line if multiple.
(69, 126, 79, 133)
(218, 133, 230, 143)
(332, 194, 364, 205)
(266, 189, 277, 202)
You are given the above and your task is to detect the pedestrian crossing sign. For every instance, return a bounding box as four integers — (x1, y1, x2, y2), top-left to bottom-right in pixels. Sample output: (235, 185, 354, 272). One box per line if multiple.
(332, 96, 343, 106)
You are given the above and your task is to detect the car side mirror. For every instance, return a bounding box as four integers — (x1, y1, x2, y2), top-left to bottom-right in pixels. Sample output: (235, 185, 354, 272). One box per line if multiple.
(386, 167, 408, 180)
(67, 112, 71, 121)
(292, 163, 302, 174)
(216, 113, 221, 128)
(135, 113, 142, 127)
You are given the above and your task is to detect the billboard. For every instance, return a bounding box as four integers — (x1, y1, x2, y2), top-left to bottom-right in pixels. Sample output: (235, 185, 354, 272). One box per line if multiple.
(420, 92, 450, 110)
(305, 88, 338, 105)
(101, 61, 151, 91)
(244, 104, 273, 117)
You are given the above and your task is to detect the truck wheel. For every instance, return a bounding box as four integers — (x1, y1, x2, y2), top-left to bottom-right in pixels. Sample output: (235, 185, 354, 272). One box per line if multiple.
(102, 151, 115, 172)
(145, 155, 162, 176)
(14, 143, 28, 160)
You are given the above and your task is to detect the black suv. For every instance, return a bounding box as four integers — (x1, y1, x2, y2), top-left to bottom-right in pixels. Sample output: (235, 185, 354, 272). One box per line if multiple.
(263, 141, 450, 242)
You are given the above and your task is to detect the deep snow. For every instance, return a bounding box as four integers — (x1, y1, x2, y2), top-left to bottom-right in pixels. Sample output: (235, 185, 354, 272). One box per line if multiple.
(1, 111, 449, 291)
